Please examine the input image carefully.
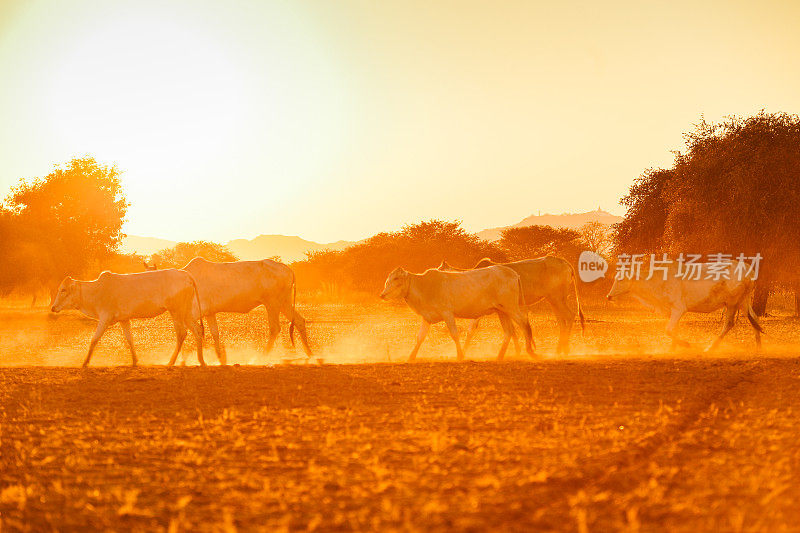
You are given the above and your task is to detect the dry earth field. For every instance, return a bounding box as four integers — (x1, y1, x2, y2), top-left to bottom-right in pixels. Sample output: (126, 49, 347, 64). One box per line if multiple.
(1, 301, 800, 531)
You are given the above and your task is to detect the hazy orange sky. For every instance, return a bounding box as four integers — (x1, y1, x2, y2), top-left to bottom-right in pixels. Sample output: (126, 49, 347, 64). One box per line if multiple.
(1, 0, 799, 243)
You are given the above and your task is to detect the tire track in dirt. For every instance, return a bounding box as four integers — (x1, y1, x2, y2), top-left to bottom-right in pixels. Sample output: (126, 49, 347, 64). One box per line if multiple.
(484, 358, 771, 530)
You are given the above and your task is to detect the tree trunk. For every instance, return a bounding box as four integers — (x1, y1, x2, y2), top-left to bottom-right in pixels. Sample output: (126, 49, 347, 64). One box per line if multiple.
(752, 282, 770, 317)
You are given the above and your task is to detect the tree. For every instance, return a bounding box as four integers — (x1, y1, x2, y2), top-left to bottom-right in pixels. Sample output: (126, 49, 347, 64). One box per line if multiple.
(614, 168, 673, 254)
(579, 222, 614, 256)
(293, 220, 505, 293)
(614, 111, 800, 315)
(498, 225, 584, 263)
(0, 207, 24, 295)
(1, 157, 128, 297)
(150, 241, 238, 269)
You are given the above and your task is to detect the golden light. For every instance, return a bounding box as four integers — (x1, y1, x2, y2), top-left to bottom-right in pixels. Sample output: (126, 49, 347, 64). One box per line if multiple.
(21, 1, 352, 241)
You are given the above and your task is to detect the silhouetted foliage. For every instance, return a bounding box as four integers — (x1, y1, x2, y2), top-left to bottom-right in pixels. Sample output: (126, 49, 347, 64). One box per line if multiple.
(614, 111, 800, 314)
(293, 220, 505, 293)
(0, 157, 128, 298)
(615, 168, 673, 254)
(150, 241, 238, 269)
(579, 222, 614, 256)
(498, 225, 585, 263)
(101, 252, 153, 275)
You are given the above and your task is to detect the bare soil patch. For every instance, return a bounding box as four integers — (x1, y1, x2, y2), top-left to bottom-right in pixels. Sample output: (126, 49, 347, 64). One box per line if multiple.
(2, 358, 799, 531)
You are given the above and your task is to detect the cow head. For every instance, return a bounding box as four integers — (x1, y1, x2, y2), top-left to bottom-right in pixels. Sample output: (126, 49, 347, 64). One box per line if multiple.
(51, 277, 79, 313)
(606, 277, 632, 301)
(380, 267, 410, 300)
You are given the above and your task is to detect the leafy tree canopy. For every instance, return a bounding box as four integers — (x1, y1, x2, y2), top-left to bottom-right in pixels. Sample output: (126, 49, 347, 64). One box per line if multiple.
(1, 157, 128, 296)
(150, 241, 238, 269)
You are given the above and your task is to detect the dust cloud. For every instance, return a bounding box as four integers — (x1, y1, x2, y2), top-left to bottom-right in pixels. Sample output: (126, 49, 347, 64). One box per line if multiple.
(2, 302, 799, 367)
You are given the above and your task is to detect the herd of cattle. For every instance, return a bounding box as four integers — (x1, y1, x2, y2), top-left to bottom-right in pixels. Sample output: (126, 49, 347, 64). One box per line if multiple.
(48, 256, 764, 367)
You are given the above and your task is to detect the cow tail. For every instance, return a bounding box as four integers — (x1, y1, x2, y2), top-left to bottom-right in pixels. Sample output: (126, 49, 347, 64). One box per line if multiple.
(187, 273, 204, 338)
(516, 275, 526, 307)
(570, 264, 586, 334)
(289, 269, 297, 347)
(741, 282, 764, 334)
(746, 304, 765, 334)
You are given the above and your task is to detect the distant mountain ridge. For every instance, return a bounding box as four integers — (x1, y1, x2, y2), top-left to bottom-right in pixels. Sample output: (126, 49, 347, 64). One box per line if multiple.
(226, 235, 354, 262)
(121, 234, 355, 263)
(477, 208, 622, 242)
(121, 235, 178, 256)
(121, 209, 623, 261)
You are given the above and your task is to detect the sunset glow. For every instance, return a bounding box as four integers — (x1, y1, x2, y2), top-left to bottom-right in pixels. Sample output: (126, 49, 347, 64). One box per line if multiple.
(3, 2, 800, 530)
(2, 0, 799, 242)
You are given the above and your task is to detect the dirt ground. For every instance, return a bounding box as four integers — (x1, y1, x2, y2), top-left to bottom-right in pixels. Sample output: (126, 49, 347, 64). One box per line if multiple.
(1, 303, 800, 531)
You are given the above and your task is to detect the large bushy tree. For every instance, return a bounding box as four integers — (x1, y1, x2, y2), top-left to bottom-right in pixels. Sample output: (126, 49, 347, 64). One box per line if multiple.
(614, 111, 800, 314)
(1, 157, 128, 298)
(498, 225, 584, 263)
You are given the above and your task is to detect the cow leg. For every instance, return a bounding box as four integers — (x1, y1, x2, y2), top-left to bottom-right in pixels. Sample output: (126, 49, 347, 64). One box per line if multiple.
(443, 315, 465, 361)
(188, 318, 205, 367)
(496, 312, 514, 361)
(505, 308, 535, 357)
(83, 319, 110, 367)
(408, 320, 430, 362)
(706, 305, 736, 352)
(284, 306, 313, 357)
(510, 319, 521, 356)
(206, 314, 226, 365)
(167, 318, 188, 366)
(498, 312, 521, 355)
(120, 320, 138, 367)
(462, 318, 481, 354)
(547, 296, 575, 355)
(265, 306, 281, 354)
(666, 307, 689, 349)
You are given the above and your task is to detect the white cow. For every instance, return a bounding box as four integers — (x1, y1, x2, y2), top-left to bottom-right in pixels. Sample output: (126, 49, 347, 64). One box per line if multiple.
(182, 258, 312, 362)
(380, 266, 535, 361)
(439, 256, 585, 354)
(50, 269, 206, 367)
(606, 261, 763, 351)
